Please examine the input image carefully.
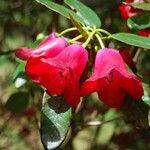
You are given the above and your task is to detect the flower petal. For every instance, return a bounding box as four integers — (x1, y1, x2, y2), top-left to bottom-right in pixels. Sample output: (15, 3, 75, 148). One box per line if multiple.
(15, 33, 68, 60)
(121, 72, 143, 100)
(47, 44, 88, 80)
(81, 48, 127, 95)
(81, 48, 143, 108)
(26, 44, 88, 107)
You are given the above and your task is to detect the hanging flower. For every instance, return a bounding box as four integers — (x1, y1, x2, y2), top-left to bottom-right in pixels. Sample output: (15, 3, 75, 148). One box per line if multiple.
(16, 42, 88, 107)
(81, 48, 143, 108)
(118, 4, 140, 20)
(119, 48, 137, 72)
(138, 29, 150, 37)
(15, 33, 68, 60)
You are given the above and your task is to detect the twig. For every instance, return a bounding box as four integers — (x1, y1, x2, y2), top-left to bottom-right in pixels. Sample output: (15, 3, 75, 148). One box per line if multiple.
(83, 115, 123, 127)
(0, 50, 15, 56)
(133, 48, 142, 63)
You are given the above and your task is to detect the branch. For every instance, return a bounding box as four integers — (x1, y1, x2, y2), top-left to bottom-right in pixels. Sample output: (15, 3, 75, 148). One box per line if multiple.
(83, 115, 123, 127)
(0, 50, 15, 56)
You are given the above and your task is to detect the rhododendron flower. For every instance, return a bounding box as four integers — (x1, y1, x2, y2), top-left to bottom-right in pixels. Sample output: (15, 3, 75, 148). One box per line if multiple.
(118, 4, 140, 20)
(81, 48, 143, 108)
(138, 29, 150, 37)
(16, 32, 68, 60)
(25, 44, 88, 107)
(119, 48, 137, 72)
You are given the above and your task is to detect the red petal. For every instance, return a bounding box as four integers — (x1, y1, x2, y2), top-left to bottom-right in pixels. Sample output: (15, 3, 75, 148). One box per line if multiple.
(15, 33, 68, 60)
(98, 70, 126, 108)
(26, 44, 88, 107)
(81, 48, 126, 95)
(32, 37, 68, 58)
(119, 48, 137, 72)
(81, 48, 143, 108)
(138, 29, 150, 37)
(121, 72, 143, 100)
(118, 5, 139, 20)
(50, 44, 88, 80)
(38, 32, 57, 47)
(15, 47, 33, 60)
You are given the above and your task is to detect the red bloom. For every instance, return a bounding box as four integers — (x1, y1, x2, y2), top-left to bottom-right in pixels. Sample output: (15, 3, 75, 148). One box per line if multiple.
(15, 33, 68, 60)
(81, 48, 143, 108)
(23, 107, 35, 118)
(25, 44, 88, 107)
(118, 4, 140, 20)
(119, 48, 137, 72)
(125, 0, 134, 2)
(138, 29, 150, 37)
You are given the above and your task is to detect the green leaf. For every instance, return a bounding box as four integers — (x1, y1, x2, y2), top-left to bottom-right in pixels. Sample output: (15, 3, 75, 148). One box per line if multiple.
(35, 0, 83, 25)
(65, 0, 101, 27)
(96, 109, 118, 145)
(40, 93, 72, 150)
(142, 84, 150, 107)
(127, 12, 150, 30)
(111, 33, 150, 49)
(14, 72, 28, 88)
(13, 60, 26, 80)
(129, 2, 150, 11)
(6, 92, 29, 113)
(121, 98, 149, 128)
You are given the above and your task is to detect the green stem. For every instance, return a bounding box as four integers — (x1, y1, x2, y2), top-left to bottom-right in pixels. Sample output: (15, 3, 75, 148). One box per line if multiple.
(96, 29, 111, 36)
(59, 27, 77, 36)
(69, 35, 83, 43)
(95, 34, 105, 49)
(82, 29, 96, 48)
(101, 35, 112, 40)
(59, 27, 93, 37)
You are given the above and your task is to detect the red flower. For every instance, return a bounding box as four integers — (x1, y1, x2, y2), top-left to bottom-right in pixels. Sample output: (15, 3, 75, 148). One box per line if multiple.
(81, 48, 143, 108)
(118, 4, 140, 20)
(138, 29, 150, 37)
(119, 48, 137, 72)
(125, 0, 134, 2)
(25, 44, 88, 107)
(23, 107, 35, 118)
(15, 33, 68, 60)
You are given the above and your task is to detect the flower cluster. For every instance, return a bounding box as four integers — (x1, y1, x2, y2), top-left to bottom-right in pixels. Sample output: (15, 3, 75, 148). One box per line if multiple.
(118, 0, 150, 37)
(16, 33, 143, 108)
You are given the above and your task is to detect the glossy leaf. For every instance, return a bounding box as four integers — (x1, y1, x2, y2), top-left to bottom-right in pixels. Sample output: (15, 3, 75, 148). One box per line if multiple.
(127, 12, 150, 30)
(129, 2, 150, 11)
(40, 93, 72, 150)
(6, 92, 29, 113)
(111, 33, 150, 49)
(65, 0, 101, 27)
(35, 0, 83, 25)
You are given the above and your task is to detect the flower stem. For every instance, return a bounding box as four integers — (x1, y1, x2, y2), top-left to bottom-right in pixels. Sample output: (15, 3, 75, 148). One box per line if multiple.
(95, 34, 105, 49)
(59, 27, 93, 37)
(96, 29, 111, 36)
(69, 35, 83, 43)
(101, 35, 112, 40)
(59, 27, 77, 36)
(82, 29, 96, 48)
